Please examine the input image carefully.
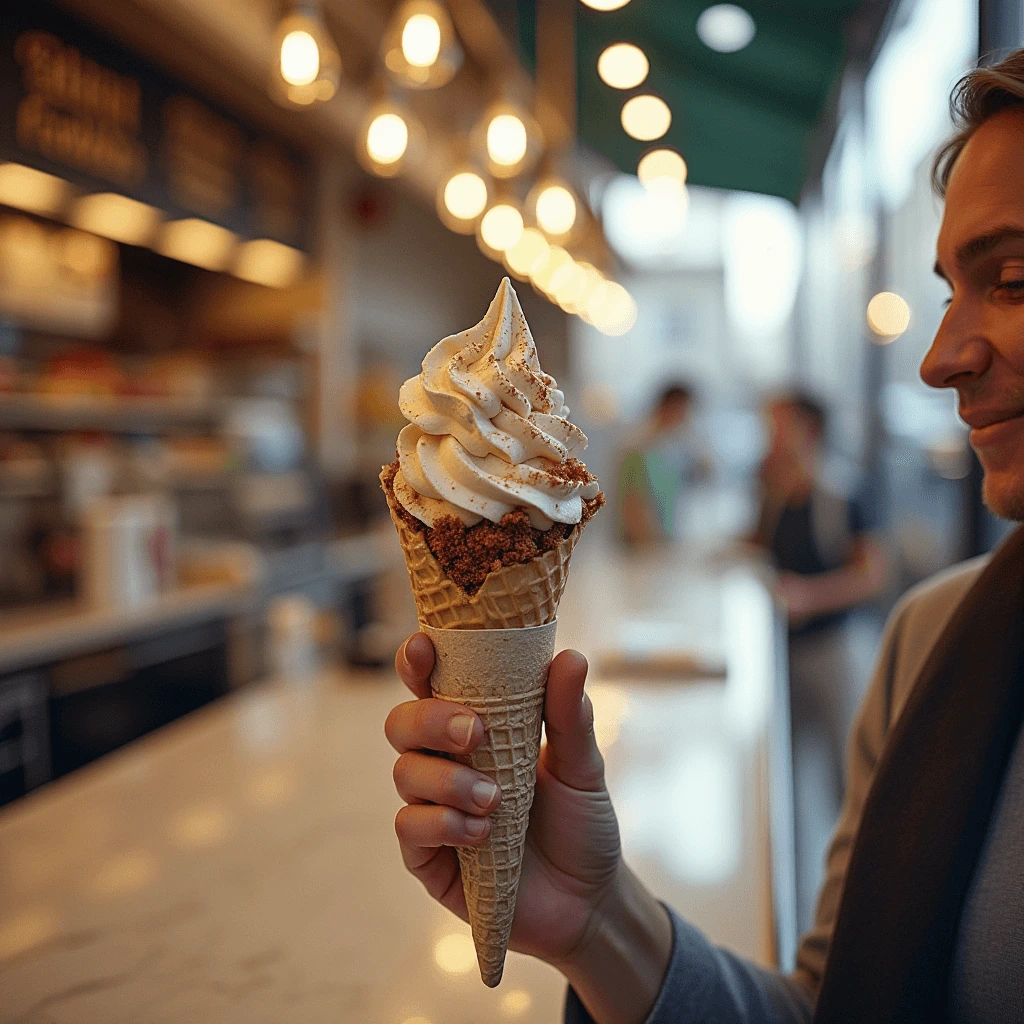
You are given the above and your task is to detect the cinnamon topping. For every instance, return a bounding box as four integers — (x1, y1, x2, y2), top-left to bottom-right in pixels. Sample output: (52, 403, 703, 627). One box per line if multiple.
(382, 459, 604, 594)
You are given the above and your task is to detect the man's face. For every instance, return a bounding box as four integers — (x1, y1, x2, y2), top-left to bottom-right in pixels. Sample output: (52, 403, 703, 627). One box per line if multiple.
(767, 403, 817, 462)
(924, 108, 1024, 520)
(658, 396, 689, 431)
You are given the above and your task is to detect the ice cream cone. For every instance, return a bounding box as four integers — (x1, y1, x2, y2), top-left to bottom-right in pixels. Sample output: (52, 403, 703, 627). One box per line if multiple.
(422, 621, 558, 987)
(379, 278, 601, 986)
(381, 470, 581, 629)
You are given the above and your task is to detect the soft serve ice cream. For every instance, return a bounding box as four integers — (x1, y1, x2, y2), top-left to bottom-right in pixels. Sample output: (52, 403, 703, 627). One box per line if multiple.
(383, 277, 602, 592)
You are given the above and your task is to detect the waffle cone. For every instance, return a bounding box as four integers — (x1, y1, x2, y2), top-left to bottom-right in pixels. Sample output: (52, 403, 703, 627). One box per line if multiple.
(381, 467, 581, 629)
(421, 622, 558, 987)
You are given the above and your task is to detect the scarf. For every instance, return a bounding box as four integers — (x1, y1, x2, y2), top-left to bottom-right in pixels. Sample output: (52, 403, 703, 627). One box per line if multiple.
(813, 525, 1024, 1022)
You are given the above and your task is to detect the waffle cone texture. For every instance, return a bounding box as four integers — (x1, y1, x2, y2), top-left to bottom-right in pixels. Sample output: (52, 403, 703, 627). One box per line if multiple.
(382, 468, 579, 984)
(381, 466, 581, 629)
(421, 621, 557, 987)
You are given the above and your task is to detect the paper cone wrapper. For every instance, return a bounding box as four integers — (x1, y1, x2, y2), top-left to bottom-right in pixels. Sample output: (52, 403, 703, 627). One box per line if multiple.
(381, 467, 580, 629)
(422, 621, 557, 987)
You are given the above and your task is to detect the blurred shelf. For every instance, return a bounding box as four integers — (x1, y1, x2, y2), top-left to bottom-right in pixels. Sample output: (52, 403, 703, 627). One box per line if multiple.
(0, 394, 225, 433)
(0, 581, 253, 676)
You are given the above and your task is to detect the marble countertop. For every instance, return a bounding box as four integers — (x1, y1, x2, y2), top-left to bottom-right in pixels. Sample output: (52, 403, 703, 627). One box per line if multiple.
(0, 544, 785, 1024)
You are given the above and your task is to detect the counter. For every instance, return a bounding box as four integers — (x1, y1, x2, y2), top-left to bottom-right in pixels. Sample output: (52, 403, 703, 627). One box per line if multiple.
(0, 583, 251, 677)
(0, 543, 791, 1023)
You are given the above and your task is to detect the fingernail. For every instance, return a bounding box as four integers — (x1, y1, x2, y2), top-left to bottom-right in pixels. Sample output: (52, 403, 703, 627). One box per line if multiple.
(448, 715, 476, 747)
(471, 780, 498, 808)
(465, 816, 487, 837)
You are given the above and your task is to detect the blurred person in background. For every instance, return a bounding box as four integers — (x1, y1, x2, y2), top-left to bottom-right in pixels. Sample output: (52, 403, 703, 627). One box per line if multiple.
(750, 393, 888, 930)
(385, 51, 1024, 1024)
(615, 382, 706, 545)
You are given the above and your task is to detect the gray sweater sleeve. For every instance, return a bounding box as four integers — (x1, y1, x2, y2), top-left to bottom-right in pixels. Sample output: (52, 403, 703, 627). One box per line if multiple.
(564, 909, 814, 1024)
(563, 582, 923, 1024)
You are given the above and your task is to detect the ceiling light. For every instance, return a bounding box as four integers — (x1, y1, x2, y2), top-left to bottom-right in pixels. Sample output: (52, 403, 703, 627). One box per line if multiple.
(579, 0, 632, 9)
(550, 259, 588, 308)
(403, 13, 441, 66)
(488, 114, 528, 167)
(867, 291, 911, 339)
(697, 4, 756, 53)
(234, 239, 305, 288)
(479, 202, 524, 253)
(597, 43, 649, 89)
(531, 245, 571, 292)
(384, 1, 462, 89)
(476, 103, 542, 179)
(71, 193, 162, 246)
(637, 149, 687, 189)
(535, 184, 577, 236)
(367, 113, 409, 165)
(271, 10, 340, 106)
(0, 163, 69, 217)
(573, 262, 606, 317)
(587, 280, 638, 336)
(156, 218, 237, 272)
(505, 227, 550, 278)
(444, 172, 488, 220)
(281, 30, 318, 86)
(621, 95, 671, 141)
(358, 104, 421, 177)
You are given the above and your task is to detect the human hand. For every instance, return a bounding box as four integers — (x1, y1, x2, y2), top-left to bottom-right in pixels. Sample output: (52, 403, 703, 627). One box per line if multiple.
(384, 633, 622, 969)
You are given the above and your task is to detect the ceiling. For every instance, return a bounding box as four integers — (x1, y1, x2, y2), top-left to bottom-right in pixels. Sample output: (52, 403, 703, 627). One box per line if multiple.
(516, 0, 892, 204)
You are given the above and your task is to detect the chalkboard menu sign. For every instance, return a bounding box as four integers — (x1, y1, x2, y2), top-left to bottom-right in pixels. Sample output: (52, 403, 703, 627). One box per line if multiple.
(0, 3, 310, 250)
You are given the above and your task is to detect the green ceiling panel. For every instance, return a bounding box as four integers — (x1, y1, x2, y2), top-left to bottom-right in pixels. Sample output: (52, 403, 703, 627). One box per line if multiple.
(573, 0, 864, 203)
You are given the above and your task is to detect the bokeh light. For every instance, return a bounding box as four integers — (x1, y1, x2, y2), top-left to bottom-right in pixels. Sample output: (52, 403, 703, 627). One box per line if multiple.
(433, 931, 477, 974)
(402, 13, 442, 67)
(637, 149, 688, 190)
(443, 172, 488, 221)
(697, 4, 756, 53)
(280, 30, 319, 86)
(586, 280, 638, 336)
(867, 291, 911, 339)
(156, 219, 237, 272)
(71, 193, 162, 246)
(580, 0, 632, 8)
(550, 259, 588, 309)
(487, 114, 528, 167)
(366, 113, 409, 165)
(272, 12, 339, 105)
(480, 203, 524, 252)
(0, 162, 69, 218)
(500, 988, 533, 1017)
(621, 95, 672, 141)
(234, 239, 305, 288)
(531, 245, 571, 292)
(505, 227, 550, 278)
(535, 184, 577, 236)
(597, 43, 649, 90)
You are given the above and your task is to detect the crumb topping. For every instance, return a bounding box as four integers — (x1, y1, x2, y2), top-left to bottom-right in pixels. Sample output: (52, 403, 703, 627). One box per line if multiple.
(381, 459, 604, 594)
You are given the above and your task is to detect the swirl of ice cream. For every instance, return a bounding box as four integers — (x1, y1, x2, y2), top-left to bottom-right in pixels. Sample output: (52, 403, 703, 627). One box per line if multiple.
(394, 278, 599, 531)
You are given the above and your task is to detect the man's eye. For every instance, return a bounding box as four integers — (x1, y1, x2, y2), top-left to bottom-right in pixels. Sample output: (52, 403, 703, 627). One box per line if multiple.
(997, 279, 1024, 295)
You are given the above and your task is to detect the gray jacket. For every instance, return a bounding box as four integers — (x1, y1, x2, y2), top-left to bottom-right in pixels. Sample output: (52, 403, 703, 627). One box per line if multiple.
(566, 557, 988, 1024)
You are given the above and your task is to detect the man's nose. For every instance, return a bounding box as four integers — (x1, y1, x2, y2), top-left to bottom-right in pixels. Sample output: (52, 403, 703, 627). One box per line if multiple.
(920, 306, 992, 390)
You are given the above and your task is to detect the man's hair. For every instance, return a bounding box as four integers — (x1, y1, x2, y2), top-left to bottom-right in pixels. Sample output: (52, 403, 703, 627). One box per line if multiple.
(657, 382, 694, 408)
(933, 50, 1024, 196)
(772, 392, 827, 439)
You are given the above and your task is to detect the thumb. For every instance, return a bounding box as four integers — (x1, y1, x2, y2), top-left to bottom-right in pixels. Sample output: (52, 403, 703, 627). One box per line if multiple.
(542, 650, 605, 792)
